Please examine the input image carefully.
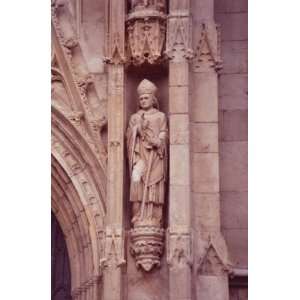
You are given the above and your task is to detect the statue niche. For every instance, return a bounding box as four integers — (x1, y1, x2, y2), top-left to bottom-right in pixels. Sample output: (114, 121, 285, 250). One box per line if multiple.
(127, 79, 168, 271)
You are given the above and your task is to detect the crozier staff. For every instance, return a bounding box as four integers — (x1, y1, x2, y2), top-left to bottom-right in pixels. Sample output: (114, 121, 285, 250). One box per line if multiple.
(126, 79, 168, 226)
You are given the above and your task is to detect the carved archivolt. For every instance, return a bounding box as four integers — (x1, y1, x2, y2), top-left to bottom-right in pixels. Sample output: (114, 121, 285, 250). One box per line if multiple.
(51, 1, 108, 170)
(52, 107, 107, 300)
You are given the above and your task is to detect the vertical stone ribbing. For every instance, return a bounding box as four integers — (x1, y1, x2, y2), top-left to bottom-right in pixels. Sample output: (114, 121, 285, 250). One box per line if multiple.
(103, 1, 126, 300)
(191, 0, 231, 299)
(167, 1, 193, 299)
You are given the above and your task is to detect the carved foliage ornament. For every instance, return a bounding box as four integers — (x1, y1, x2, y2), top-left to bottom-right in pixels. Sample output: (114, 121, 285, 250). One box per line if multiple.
(126, 0, 167, 65)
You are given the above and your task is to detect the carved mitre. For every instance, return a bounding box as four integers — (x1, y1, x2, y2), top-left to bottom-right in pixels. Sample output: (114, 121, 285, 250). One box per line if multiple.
(137, 79, 157, 96)
(126, 0, 167, 65)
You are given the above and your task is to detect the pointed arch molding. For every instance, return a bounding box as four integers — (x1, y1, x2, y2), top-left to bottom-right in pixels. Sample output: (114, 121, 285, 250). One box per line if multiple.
(51, 105, 107, 300)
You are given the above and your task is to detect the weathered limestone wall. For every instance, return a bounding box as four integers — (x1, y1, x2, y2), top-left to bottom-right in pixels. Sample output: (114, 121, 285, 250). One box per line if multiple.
(215, 1, 248, 298)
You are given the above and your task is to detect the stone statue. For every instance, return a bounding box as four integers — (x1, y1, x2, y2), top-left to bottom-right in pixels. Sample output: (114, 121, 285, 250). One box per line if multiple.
(127, 79, 168, 228)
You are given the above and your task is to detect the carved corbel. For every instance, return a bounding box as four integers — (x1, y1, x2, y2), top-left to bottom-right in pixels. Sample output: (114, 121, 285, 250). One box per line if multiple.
(125, 0, 167, 65)
(193, 22, 222, 72)
(100, 227, 126, 269)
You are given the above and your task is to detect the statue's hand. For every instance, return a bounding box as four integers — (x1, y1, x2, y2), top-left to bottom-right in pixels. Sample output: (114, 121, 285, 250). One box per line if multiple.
(149, 137, 162, 148)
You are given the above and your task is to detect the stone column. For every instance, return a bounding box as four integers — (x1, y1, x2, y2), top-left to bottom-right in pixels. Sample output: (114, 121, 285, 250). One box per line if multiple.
(166, 1, 193, 299)
(191, 1, 231, 299)
(102, 1, 126, 300)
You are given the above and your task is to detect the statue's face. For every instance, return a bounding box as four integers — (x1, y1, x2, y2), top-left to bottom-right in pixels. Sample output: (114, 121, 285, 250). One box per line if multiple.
(139, 94, 153, 110)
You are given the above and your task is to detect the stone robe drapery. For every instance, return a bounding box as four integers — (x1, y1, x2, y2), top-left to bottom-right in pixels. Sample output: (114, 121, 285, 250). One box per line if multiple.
(127, 108, 167, 207)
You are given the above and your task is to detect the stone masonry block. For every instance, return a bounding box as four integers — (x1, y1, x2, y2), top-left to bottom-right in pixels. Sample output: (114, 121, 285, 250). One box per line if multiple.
(169, 62, 189, 87)
(192, 123, 218, 153)
(170, 145, 190, 186)
(222, 109, 248, 142)
(169, 185, 190, 225)
(169, 86, 189, 114)
(222, 228, 248, 268)
(220, 141, 248, 192)
(221, 41, 248, 74)
(192, 153, 219, 193)
(216, 12, 248, 41)
(215, 0, 248, 13)
(219, 74, 248, 110)
(170, 114, 189, 145)
(193, 193, 221, 231)
(169, 0, 189, 10)
(192, 72, 218, 122)
(221, 191, 248, 230)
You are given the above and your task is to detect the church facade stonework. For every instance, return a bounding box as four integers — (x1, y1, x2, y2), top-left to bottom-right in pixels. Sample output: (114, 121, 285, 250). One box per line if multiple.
(51, 1, 248, 300)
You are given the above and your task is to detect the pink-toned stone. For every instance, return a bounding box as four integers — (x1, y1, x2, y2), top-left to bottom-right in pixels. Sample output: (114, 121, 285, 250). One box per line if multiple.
(222, 110, 248, 142)
(170, 114, 189, 145)
(192, 72, 218, 122)
(169, 185, 190, 225)
(193, 193, 221, 231)
(192, 123, 218, 153)
(170, 145, 190, 186)
(219, 74, 248, 110)
(222, 229, 248, 268)
(220, 41, 248, 74)
(220, 141, 248, 192)
(221, 191, 248, 230)
(169, 62, 189, 87)
(218, 110, 224, 142)
(215, 0, 248, 13)
(192, 153, 219, 193)
(215, 12, 248, 41)
(196, 275, 229, 300)
(169, 86, 189, 114)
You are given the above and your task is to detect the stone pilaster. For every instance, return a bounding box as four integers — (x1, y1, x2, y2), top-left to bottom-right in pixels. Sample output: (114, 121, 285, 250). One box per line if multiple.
(191, 1, 231, 299)
(102, 1, 126, 300)
(166, 1, 193, 299)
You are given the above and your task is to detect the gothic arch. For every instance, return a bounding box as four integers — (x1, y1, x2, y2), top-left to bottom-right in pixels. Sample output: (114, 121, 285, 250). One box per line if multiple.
(51, 104, 106, 300)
